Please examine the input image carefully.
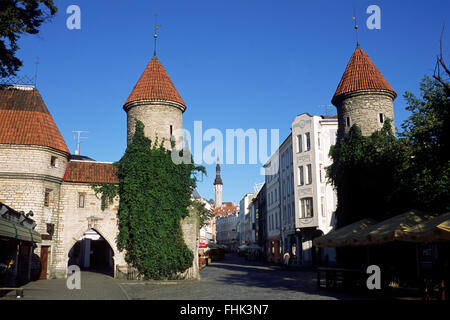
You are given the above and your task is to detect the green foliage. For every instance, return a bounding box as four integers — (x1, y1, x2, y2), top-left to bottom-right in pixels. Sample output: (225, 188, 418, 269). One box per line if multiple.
(91, 183, 119, 211)
(327, 119, 410, 227)
(400, 76, 450, 212)
(115, 120, 205, 279)
(0, 0, 57, 77)
(329, 74, 450, 228)
(189, 200, 214, 230)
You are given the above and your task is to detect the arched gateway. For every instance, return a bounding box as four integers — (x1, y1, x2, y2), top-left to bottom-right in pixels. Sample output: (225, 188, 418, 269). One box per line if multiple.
(0, 49, 199, 281)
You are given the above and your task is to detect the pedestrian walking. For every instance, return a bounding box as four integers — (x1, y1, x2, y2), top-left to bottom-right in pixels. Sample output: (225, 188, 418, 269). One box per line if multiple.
(283, 252, 290, 269)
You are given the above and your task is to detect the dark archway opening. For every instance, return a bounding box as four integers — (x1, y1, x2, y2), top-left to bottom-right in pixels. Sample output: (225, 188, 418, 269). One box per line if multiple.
(68, 229, 114, 277)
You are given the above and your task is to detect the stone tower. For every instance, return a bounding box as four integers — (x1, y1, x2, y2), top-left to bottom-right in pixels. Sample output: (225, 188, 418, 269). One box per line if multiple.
(331, 44, 397, 139)
(123, 54, 186, 149)
(0, 84, 70, 276)
(214, 159, 223, 208)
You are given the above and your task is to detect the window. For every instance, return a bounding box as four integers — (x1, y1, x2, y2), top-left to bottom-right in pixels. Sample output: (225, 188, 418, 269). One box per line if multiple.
(318, 132, 321, 150)
(305, 132, 311, 151)
(50, 156, 57, 167)
(346, 117, 350, 127)
(297, 135, 303, 153)
(298, 166, 304, 186)
(306, 164, 312, 185)
(321, 197, 326, 217)
(44, 190, 51, 207)
(300, 197, 313, 218)
(78, 193, 85, 208)
(170, 125, 173, 136)
(319, 164, 324, 183)
(379, 113, 384, 123)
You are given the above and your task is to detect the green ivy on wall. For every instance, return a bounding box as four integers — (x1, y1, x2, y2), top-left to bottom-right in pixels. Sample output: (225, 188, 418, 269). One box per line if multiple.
(92, 120, 205, 279)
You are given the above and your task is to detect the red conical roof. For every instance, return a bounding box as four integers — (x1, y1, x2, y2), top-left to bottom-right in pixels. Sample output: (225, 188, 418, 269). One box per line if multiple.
(124, 56, 186, 108)
(0, 85, 69, 154)
(332, 46, 396, 105)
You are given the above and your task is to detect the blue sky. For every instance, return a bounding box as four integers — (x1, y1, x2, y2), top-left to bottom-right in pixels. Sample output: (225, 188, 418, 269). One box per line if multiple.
(14, 0, 449, 204)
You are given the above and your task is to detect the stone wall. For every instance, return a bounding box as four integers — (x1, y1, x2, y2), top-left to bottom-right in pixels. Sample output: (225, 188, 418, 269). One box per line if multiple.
(126, 100, 183, 149)
(0, 144, 69, 278)
(53, 182, 127, 278)
(0, 144, 68, 178)
(179, 213, 200, 280)
(336, 90, 395, 139)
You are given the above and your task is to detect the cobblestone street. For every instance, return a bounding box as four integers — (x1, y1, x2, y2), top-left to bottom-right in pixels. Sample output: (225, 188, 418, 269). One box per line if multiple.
(1, 254, 357, 300)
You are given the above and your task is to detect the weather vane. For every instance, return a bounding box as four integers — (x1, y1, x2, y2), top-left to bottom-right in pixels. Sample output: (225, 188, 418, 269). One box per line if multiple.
(352, 7, 359, 48)
(153, 14, 161, 57)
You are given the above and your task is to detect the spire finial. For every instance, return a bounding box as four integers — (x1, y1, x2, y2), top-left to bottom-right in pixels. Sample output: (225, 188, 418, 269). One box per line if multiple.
(153, 14, 161, 57)
(352, 7, 360, 48)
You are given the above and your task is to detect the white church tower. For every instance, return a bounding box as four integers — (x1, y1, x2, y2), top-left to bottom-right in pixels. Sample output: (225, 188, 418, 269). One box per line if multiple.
(214, 158, 223, 208)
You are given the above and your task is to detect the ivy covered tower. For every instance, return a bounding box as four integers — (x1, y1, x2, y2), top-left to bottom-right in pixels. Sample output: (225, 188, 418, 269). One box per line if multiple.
(331, 44, 397, 139)
(123, 53, 186, 149)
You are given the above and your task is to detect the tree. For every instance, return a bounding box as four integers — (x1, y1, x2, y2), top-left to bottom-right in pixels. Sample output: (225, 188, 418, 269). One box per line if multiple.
(0, 0, 57, 77)
(327, 120, 410, 227)
(189, 200, 215, 231)
(114, 120, 205, 279)
(400, 76, 450, 213)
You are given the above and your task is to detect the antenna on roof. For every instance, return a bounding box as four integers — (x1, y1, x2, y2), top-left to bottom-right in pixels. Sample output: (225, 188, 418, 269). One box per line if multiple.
(319, 104, 333, 117)
(72, 130, 89, 155)
(352, 7, 360, 48)
(253, 182, 264, 193)
(153, 14, 161, 57)
(34, 57, 39, 87)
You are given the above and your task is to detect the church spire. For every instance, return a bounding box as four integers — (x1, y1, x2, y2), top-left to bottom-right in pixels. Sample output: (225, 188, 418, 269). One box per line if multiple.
(214, 156, 223, 185)
(214, 156, 223, 208)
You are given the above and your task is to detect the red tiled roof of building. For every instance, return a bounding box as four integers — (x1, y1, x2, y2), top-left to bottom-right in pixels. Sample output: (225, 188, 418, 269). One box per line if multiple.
(63, 160, 119, 184)
(124, 56, 186, 108)
(332, 46, 396, 105)
(214, 202, 238, 215)
(0, 85, 69, 154)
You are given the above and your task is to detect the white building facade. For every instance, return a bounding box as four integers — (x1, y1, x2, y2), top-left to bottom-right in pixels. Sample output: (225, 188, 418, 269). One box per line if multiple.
(216, 212, 239, 249)
(238, 194, 254, 245)
(264, 152, 282, 263)
(291, 113, 338, 265)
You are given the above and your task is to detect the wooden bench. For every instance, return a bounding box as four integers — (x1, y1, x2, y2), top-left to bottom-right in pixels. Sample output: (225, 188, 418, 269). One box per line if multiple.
(317, 267, 363, 290)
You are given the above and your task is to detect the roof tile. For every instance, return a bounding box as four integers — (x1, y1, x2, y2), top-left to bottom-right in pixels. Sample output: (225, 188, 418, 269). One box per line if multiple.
(332, 47, 396, 105)
(0, 86, 69, 154)
(124, 56, 185, 108)
(63, 160, 119, 184)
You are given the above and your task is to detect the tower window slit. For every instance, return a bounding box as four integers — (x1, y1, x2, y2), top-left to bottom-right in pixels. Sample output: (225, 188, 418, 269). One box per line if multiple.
(379, 113, 384, 123)
(346, 117, 350, 127)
